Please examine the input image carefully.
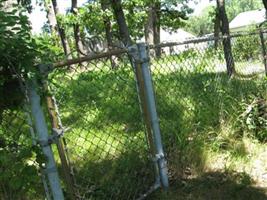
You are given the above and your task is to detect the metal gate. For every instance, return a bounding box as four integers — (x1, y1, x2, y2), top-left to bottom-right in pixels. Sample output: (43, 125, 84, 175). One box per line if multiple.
(27, 44, 169, 199)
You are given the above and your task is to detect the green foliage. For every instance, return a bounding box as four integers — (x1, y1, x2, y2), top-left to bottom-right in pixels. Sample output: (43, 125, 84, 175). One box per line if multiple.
(186, 0, 263, 36)
(60, 0, 193, 43)
(0, 1, 47, 199)
(0, 2, 36, 74)
(232, 33, 261, 61)
(34, 33, 65, 63)
(185, 5, 216, 36)
(238, 93, 267, 142)
(0, 0, 37, 116)
(160, 0, 193, 31)
(0, 110, 46, 199)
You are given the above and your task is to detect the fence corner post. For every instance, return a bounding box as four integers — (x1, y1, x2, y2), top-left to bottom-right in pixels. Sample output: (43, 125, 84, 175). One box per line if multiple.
(26, 77, 64, 200)
(129, 43, 169, 189)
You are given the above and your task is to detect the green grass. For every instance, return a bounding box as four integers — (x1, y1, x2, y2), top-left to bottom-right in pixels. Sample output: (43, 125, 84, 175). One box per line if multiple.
(148, 171, 267, 200)
(49, 53, 266, 199)
(2, 51, 265, 199)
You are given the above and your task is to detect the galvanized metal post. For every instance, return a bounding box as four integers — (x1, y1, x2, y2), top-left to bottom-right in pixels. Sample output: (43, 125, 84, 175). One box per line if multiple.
(27, 78, 64, 200)
(129, 43, 169, 189)
(138, 43, 169, 188)
(24, 108, 51, 199)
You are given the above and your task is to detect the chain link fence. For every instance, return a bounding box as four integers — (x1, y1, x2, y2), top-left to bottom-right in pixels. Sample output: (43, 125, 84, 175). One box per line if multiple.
(46, 49, 160, 199)
(150, 30, 267, 179)
(0, 96, 47, 199)
(1, 30, 266, 200)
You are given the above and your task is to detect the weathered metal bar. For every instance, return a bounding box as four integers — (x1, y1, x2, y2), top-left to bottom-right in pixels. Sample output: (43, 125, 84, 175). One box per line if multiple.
(128, 45, 161, 188)
(27, 78, 64, 200)
(38, 64, 76, 199)
(54, 49, 127, 68)
(152, 29, 267, 49)
(51, 29, 267, 70)
(45, 94, 76, 200)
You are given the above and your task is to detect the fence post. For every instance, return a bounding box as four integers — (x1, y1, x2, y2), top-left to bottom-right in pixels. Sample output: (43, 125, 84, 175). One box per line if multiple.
(26, 77, 64, 200)
(129, 43, 169, 189)
(259, 29, 267, 76)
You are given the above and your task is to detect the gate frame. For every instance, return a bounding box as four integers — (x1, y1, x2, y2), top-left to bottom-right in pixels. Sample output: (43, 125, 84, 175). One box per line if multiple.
(128, 43, 169, 189)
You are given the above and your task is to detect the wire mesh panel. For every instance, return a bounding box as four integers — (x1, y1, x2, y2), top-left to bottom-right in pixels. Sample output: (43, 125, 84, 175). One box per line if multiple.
(149, 32, 266, 179)
(48, 52, 155, 199)
(231, 32, 265, 75)
(0, 105, 47, 199)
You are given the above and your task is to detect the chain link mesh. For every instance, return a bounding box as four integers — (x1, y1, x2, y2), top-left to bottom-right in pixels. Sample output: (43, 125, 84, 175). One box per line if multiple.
(48, 52, 156, 199)
(0, 103, 47, 199)
(1, 30, 266, 199)
(150, 31, 266, 179)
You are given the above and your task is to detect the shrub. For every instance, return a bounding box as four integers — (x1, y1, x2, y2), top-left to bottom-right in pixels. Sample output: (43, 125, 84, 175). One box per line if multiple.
(238, 95, 267, 142)
(232, 34, 261, 62)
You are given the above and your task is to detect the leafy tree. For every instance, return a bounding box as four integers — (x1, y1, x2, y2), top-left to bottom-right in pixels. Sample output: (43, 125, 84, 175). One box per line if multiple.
(110, 0, 132, 46)
(0, 1, 46, 199)
(0, 0, 36, 113)
(216, 0, 235, 76)
(62, 0, 192, 53)
(71, 0, 86, 56)
(185, 5, 216, 36)
(48, 0, 72, 59)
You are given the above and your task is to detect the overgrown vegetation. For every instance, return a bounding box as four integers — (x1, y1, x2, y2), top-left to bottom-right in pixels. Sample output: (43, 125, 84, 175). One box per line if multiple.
(0, 0, 267, 199)
(0, 2, 46, 199)
(46, 46, 266, 199)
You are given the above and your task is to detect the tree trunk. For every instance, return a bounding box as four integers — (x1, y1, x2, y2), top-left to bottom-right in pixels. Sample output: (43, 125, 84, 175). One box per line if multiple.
(110, 0, 132, 46)
(48, 0, 71, 59)
(145, 4, 155, 57)
(101, 0, 117, 68)
(153, 1, 161, 58)
(263, 0, 267, 18)
(50, 0, 72, 59)
(214, 8, 220, 50)
(263, 0, 267, 11)
(71, 0, 86, 57)
(217, 0, 235, 77)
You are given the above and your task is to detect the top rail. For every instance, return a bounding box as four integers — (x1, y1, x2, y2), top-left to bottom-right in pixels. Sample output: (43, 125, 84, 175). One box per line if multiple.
(53, 49, 127, 68)
(52, 29, 267, 68)
(152, 29, 267, 49)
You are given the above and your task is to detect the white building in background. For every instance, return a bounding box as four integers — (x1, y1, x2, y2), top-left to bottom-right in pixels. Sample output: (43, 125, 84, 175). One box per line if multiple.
(160, 29, 196, 54)
(160, 28, 195, 42)
(138, 28, 197, 55)
(229, 9, 266, 32)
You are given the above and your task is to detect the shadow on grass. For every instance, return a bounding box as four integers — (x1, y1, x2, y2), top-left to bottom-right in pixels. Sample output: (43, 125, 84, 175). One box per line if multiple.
(60, 149, 155, 200)
(148, 171, 267, 200)
(152, 71, 266, 175)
